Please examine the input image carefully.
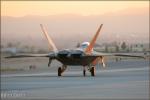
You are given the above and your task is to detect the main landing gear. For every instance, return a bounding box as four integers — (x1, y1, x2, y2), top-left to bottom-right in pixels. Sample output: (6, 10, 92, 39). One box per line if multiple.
(58, 65, 95, 77)
(90, 67, 95, 76)
(58, 65, 67, 76)
(83, 66, 95, 77)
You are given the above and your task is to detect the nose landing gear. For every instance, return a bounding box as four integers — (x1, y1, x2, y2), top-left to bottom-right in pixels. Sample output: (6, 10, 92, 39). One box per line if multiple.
(83, 66, 86, 77)
(83, 66, 95, 77)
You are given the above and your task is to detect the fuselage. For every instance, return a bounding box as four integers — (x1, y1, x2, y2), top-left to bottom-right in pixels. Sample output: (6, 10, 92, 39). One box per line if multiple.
(55, 42, 97, 66)
(56, 56, 97, 66)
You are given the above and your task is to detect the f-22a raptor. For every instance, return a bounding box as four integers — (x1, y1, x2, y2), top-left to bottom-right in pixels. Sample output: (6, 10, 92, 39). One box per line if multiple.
(6, 24, 144, 76)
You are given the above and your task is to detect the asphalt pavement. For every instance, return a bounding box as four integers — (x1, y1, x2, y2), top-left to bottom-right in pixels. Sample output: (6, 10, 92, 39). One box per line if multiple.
(1, 59, 149, 100)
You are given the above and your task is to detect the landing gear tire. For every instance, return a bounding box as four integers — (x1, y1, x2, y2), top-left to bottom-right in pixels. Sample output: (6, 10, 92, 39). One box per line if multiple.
(90, 67, 95, 76)
(58, 67, 62, 76)
(83, 70, 86, 77)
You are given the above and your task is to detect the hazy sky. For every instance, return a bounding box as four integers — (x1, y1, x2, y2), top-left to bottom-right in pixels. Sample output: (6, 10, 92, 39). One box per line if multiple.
(1, 1, 149, 47)
(2, 1, 149, 17)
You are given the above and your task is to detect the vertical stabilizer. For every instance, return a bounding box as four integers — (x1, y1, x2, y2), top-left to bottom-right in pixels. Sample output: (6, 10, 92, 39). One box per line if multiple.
(40, 24, 58, 52)
(85, 24, 103, 54)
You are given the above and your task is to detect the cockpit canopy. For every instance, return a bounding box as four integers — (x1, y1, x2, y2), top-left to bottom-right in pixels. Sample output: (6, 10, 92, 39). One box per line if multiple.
(80, 42, 90, 49)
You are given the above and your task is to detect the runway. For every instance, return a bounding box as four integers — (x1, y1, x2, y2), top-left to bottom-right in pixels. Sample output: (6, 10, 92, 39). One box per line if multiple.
(1, 59, 149, 99)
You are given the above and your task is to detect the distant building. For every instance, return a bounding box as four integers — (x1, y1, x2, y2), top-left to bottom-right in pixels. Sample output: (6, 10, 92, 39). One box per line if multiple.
(1, 47, 17, 54)
(94, 44, 118, 53)
(131, 44, 148, 52)
(87, 42, 149, 53)
(94, 44, 105, 52)
(107, 45, 116, 52)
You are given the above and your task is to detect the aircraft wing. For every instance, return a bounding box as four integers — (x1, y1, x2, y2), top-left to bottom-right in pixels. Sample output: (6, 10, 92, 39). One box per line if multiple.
(90, 51, 145, 58)
(5, 52, 56, 59)
(112, 53, 145, 58)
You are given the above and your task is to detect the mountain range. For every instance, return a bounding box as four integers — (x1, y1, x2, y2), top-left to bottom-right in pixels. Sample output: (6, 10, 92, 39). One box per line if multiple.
(1, 7, 149, 50)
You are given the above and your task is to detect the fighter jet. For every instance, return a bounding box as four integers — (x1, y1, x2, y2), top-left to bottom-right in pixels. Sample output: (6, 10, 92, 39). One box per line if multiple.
(5, 24, 144, 76)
